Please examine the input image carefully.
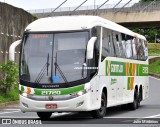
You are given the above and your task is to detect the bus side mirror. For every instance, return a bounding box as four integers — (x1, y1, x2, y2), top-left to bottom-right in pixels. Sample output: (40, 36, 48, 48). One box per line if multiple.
(86, 37, 97, 59)
(9, 40, 22, 61)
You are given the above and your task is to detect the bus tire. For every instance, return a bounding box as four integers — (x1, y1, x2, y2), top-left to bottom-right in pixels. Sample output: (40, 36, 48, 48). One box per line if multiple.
(129, 89, 139, 110)
(37, 112, 52, 119)
(137, 87, 142, 108)
(139, 86, 143, 102)
(91, 92, 107, 119)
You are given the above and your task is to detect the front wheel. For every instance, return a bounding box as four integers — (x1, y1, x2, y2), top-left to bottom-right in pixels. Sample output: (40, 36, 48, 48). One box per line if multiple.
(91, 92, 107, 119)
(37, 112, 52, 119)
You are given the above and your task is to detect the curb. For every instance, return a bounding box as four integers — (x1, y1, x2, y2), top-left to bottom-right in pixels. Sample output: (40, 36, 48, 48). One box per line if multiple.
(149, 56, 160, 64)
(0, 100, 19, 109)
(149, 73, 160, 79)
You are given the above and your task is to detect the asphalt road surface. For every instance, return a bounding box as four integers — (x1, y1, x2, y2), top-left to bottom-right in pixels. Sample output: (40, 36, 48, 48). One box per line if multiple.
(0, 76, 160, 127)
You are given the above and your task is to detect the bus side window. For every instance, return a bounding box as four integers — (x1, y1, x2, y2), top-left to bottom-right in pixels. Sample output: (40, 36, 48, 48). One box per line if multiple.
(143, 41, 148, 60)
(125, 35, 133, 59)
(136, 39, 145, 60)
(113, 32, 124, 58)
(121, 33, 126, 58)
(132, 38, 137, 60)
(112, 32, 119, 57)
(101, 28, 110, 61)
(118, 33, 125, 58)
(110, 32, 115, 57)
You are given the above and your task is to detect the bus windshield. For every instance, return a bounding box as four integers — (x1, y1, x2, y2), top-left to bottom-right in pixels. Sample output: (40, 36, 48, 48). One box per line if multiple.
(20, 31, 88, 84)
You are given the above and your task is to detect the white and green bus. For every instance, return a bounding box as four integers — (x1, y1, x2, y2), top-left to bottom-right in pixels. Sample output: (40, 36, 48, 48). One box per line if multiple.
(19, 16, 149, 119)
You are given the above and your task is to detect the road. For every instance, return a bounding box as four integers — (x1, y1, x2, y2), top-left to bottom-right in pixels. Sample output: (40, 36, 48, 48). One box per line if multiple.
(0, 76, 160, 127)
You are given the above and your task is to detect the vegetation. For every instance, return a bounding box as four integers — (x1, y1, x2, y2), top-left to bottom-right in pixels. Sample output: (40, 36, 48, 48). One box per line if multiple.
(0, 86, 19, 103)
(32, 14, 38, 21)
(0, 61, 19, 93)
(140, 0, 160, 2)
(149, 60, 160, 75)
(132, 28, 160, 43)
(0, 61, 19, 103)
(148, 43, 160, 56)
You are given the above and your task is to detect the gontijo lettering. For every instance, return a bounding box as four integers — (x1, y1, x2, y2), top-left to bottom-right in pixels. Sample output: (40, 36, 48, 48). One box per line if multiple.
(111, 64, 123, 73)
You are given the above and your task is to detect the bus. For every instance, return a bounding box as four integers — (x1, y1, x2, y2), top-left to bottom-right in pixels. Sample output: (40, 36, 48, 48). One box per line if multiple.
(19, 16, 149, 119)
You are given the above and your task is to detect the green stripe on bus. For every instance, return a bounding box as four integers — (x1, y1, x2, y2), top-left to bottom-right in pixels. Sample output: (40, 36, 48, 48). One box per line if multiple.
(136, 64, 148, 76)
(129, 63, 132, 76)
(106, 60, 108, 76)
(127, 77, 131, 90)
(34, 85, 85, 95)
(21, 86, 24, 92)
(106, 60, 148, 76)
(136, 64, 139, 76)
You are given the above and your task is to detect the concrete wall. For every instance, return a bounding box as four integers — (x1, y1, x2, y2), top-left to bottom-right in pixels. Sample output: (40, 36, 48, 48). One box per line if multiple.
(99, 10, 160, 23)
(0, 2, 35, 63)
(35, 9, 160, 28)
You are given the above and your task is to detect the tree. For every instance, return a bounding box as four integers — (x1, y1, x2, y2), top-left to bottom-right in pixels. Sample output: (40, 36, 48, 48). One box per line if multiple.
(132, 27, 160, 43)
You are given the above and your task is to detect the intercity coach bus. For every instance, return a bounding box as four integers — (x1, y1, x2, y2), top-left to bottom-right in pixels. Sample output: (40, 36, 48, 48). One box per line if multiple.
(19, 16, 149, 119)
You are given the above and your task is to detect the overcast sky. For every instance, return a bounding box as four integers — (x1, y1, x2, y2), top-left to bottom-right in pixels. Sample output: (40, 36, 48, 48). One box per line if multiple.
(0, 0, 140, 10)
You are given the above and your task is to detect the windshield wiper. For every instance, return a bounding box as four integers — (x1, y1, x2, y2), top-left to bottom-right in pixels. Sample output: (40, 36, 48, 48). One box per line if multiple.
(47, 53, 50, 76)
(54, 52, 69, 85)
(35, 53, 50, 84)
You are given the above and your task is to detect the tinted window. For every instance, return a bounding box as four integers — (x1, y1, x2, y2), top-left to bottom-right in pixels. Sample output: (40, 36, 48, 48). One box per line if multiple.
(101, 28, 115, 61)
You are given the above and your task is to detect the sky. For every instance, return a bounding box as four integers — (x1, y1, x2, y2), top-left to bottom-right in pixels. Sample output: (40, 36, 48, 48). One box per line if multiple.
(0, 0, 140, 10)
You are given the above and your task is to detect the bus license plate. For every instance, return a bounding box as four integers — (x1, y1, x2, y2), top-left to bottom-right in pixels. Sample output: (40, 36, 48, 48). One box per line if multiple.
(45, 104, 57, 109)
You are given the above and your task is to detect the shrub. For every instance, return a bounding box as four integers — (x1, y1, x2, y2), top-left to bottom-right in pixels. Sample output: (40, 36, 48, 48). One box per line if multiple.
(0, 61, 19, 93)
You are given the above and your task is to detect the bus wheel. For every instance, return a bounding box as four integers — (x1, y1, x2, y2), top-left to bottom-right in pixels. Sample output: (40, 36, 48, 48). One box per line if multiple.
(91, 92, 107, 119)
(129, 89, 139, 110)
(138, 87, 143, 107)
(37, 112, 52, 119)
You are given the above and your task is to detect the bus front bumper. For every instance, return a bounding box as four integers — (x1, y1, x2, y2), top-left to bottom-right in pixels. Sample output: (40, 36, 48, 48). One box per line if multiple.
(20, 93, 94, 112)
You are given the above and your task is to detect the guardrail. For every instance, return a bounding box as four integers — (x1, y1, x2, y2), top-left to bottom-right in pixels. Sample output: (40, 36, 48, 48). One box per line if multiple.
(27, 1, 160, 15)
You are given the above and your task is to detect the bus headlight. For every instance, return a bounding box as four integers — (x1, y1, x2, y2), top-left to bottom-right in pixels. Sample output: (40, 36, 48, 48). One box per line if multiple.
(19, 91, 28, 97)
(77, 90, 86, 96)
(71, 90, 87, 98)
(22, 92, 28, 97)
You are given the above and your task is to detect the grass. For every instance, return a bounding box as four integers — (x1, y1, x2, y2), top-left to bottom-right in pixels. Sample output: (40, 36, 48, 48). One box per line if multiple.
(149, 60, 160, 75)
(148, 43, 160, 56)
(0, 86, 19, 103)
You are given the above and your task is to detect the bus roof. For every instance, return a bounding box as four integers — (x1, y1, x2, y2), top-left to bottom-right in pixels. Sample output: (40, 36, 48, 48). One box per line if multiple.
(25, 16, 146, 41)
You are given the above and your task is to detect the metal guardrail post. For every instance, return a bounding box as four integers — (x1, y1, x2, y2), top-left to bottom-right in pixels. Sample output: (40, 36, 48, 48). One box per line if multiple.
(140, 0, 156, 12)
(49, 0, 68, 16)
(71, 0, 88, 14)
(113, 0, 122, 9)
(112, 0, 122, 12)
(69, 0, 88, 15)
(114, 0, 132, 13)
(93, 0, 110, 15)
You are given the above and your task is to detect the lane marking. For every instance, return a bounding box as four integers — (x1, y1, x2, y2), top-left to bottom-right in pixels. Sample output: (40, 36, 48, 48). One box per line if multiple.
(144, 114, 160, 118)
(2, 109, 20, 111)
(149, 76, 160, 81)
(0, 111, 20, 115)
(104, 114, 160, 119)
(0, 116, 38, 118)
(104, 117, 145, 118)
